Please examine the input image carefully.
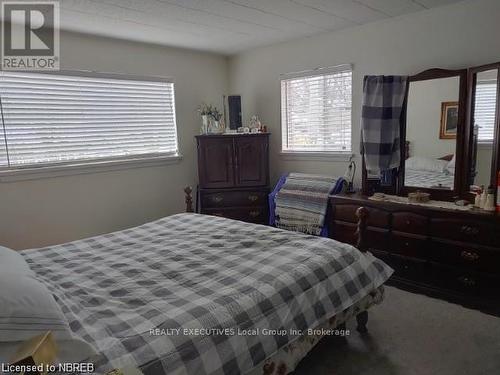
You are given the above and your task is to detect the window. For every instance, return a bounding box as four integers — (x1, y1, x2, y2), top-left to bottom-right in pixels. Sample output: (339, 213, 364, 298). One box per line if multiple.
(281, 65, 352, 154)
(0, 71, 178, 170)
(474, 80, 497, 143)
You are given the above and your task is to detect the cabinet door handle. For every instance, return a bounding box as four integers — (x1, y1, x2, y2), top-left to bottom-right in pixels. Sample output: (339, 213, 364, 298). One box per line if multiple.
(249, 210, 261, 218)
(457, 276, 476, 287)
(460, 225, 479, 236)
(211, 196, 223, 203)
(248, 195, 259, 202)
(460, 250, 479, 262)
(405, 220, 411, 226)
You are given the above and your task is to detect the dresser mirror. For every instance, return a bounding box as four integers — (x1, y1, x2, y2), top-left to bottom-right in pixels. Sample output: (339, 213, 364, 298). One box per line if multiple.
(467, 64, 500, 190)
(400, 69, 468, 200)
(405, 75, 460, 190)
(362, 65, 499, 202)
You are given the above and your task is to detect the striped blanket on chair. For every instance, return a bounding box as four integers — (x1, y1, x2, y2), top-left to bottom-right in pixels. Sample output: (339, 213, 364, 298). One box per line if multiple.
(274, 173, 343, 235)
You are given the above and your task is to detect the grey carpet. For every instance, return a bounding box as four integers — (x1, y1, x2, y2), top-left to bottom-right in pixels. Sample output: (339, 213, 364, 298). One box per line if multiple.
(294, 286, 500, 375)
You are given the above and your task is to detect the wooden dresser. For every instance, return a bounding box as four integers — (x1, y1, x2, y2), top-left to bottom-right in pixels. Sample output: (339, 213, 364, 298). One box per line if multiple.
(196, 133, 270, 224)
(329, 194, 500, 315)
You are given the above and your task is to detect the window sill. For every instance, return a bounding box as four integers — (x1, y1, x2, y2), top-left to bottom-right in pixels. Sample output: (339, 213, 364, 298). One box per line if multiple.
(0, 154, 183, 182)
(279, 151, 353, 161)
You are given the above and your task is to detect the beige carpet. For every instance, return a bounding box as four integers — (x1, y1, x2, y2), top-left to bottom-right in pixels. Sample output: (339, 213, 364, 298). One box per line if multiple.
(295, 286, 500, 375)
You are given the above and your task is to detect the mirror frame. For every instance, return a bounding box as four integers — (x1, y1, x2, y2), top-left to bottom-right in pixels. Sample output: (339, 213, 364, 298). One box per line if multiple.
(398, 68, 468, 201)
(465, 62, 500, 193)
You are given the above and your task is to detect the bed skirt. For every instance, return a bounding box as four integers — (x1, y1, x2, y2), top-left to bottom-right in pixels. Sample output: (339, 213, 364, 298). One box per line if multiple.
(245, 286, 385, 375)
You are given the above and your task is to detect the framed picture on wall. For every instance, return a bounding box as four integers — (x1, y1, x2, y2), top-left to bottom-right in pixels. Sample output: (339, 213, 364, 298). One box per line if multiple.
(440, 101, 458, 139)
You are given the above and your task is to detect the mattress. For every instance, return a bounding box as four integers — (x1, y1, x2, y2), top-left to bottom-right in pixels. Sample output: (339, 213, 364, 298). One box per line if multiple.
(20, 213, 393, 375)
(405, 169, 454, 189)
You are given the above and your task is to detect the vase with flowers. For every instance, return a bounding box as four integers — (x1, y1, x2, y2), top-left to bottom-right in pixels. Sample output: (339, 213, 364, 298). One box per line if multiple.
(197, 103, 225, 134)
(197, 104, 211, 134)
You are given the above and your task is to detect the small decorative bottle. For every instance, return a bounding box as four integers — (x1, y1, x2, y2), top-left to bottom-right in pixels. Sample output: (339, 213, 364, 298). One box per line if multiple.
(484, 186, 496, 212)
(479, 185, 487, 209)
(474, 191, 482, 208)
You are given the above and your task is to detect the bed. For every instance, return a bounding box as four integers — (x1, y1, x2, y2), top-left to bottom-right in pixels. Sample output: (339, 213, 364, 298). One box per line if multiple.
(6, 191, 392, 375)
(404, 168, 454, 189)
(404, 142, 455, 189)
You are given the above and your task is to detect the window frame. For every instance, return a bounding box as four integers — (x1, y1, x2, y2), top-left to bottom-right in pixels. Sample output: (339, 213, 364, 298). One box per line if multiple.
(0, 69, 181, 180)
(280, 64, 353, 158)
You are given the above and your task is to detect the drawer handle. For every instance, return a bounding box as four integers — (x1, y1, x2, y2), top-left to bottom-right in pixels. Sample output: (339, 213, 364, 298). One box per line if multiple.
(457, 276, 476, 287)
(460, 225, 479, 236)
(249, 210, 261, 218)
(248, 195, 259, 202)
(460, 250, 479, 262)
(405, 220, 411, 226)
(211, 196, 224, 203)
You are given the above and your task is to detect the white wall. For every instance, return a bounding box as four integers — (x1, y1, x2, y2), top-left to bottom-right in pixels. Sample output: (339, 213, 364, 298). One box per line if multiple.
(406, 77, 459, 159)
(228, 0, 500, 185)
(0, 31, 228, 250)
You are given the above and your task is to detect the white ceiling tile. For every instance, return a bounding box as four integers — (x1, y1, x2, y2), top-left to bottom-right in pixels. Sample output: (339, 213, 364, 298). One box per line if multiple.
(291, 0, 388, 24)
(355, 0, 425, 16)
(412, 0, 464, 7)
(56, 0, 465, 54)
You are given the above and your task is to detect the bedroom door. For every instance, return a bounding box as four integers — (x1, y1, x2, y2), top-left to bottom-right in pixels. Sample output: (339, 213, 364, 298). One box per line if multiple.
(197, 137, 235, 188)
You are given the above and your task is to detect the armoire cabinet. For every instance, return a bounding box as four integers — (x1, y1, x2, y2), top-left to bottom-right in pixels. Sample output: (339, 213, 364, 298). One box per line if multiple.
(196, 133, 270, 224)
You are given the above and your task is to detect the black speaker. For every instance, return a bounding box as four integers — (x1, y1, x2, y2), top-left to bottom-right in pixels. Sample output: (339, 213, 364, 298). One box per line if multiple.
(228, 95, 242, 130)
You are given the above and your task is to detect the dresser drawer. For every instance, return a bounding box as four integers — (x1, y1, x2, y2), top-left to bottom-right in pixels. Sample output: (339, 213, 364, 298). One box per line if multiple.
(430, 219, 497, 246)
(372, 250, 427, 284)
(203, 206, 268, 224)
(390, 234, 428, 259)
(332, 204, 390, 227)
(201, 190, 268, 208)
(392, 212, 428, 235)
(331, 221, 357, 245)
(428, 240, 500, 275)
(331, 220, 389, 249)
(427, 263, 500, 298)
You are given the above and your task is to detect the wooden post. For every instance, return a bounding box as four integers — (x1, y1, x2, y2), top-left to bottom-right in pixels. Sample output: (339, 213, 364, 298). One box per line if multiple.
(184, 186, 194, 213)
(356, 310, 368, 333)
(355, 206, 369, 333)
(355, 206, 368, 253)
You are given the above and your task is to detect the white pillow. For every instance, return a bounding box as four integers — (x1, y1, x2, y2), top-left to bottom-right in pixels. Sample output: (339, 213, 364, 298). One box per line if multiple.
(0, 246, 34, 276)
(446, 154, 456, 174)
(405, 156, 448, 173)
(0, 273, 96, 362)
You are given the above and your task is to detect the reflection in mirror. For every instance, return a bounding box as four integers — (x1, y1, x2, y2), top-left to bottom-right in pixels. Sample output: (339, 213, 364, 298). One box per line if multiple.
(472, 69, 497, 188)
(405, 76, 459, 190)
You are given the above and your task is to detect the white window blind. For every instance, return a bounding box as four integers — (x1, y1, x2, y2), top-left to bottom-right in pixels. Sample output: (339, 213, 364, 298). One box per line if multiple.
(0, 71, 178, 170)
(474, 81, 497, 142)
(281, 65, 352, 153)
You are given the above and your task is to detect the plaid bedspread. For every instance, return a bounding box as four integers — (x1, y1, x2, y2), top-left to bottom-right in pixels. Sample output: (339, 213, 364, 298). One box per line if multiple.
(405, 169, 454, 189)
(20, 213, 393, 375)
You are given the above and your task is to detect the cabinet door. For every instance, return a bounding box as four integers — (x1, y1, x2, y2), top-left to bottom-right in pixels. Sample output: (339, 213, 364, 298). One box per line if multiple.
(198, 137, 234, 188)
(234, 136, 269, 187)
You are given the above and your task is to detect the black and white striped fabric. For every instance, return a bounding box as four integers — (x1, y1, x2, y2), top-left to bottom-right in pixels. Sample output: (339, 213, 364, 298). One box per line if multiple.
(20, 214, 393, 375)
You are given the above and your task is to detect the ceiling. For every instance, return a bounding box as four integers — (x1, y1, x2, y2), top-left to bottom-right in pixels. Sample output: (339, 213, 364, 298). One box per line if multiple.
(59, 0, 464, 55)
